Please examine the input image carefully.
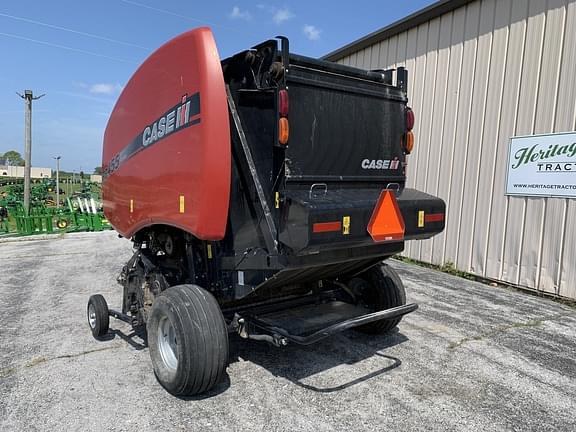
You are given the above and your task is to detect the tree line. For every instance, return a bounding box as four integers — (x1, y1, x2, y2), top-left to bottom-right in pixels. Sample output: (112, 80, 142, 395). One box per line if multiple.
(1, 150, 102, 175)
(0, 150, 25, 166)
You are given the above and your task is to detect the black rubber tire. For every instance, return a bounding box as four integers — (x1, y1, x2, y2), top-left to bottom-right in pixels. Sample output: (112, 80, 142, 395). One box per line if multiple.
(350, 263, 407, 334)
(147, 284, 229, 396)
(87, 294, 110, 338)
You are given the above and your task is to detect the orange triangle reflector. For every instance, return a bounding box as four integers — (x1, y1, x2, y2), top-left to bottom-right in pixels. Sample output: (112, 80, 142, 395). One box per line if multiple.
(367, 190, 405, 242)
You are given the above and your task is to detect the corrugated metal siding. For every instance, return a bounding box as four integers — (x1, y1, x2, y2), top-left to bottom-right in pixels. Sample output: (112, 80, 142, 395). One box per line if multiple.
(336, 0, 576, 299)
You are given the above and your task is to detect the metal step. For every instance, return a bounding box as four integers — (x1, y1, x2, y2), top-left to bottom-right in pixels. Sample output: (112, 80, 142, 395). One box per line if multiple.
(243, 301, 417, 345)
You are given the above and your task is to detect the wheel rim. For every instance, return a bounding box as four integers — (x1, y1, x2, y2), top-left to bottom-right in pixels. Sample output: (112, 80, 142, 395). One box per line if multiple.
(157, 315, 178, 371)
(88, 304, 96, 329)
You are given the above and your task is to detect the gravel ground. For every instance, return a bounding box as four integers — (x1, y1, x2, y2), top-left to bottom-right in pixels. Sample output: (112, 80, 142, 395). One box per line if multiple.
(0, 231, 575, 432)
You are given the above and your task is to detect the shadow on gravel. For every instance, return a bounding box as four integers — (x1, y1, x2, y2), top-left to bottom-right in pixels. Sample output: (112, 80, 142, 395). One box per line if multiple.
(98, 327, 148, 350)
(229, 329, 407, 393)
(99, 322, 407, 396)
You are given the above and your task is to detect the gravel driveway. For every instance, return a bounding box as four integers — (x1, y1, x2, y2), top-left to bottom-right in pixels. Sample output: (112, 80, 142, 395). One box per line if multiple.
(1, 231, 575, 431)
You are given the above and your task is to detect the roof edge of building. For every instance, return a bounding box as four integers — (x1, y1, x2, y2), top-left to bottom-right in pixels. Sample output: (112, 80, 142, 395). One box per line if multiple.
(322, 0, 475, 62)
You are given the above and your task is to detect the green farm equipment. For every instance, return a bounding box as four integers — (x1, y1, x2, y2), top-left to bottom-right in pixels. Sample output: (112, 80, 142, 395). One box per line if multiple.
(0, 176, 109, 236)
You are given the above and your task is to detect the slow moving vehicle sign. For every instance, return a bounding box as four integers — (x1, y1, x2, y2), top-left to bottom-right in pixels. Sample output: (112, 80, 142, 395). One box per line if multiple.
(506, 131, 576, 198)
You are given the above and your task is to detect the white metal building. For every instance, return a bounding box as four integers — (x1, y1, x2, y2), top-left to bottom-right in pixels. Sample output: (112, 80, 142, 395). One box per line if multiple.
(325, 0, 576, 299)
(90, 174, 102, 184)
(0, 165, 52, 178)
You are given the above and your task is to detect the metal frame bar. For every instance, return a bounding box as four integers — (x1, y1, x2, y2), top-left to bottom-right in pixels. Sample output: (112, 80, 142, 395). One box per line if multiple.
(226, 85, 278, 254)
(245, 303, 418, 345)
(108, 308, 133, 324)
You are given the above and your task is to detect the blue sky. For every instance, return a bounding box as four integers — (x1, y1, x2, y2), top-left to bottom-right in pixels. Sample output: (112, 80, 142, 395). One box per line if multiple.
(0, 0, 435, 173)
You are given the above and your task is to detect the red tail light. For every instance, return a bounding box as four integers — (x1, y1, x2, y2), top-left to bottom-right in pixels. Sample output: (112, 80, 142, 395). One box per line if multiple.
(406, 107, 415, 131)
(279, 89, 289, 117)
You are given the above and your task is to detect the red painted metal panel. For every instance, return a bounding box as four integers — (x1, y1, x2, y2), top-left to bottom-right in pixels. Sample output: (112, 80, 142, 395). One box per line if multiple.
(102, 28, 231, 240)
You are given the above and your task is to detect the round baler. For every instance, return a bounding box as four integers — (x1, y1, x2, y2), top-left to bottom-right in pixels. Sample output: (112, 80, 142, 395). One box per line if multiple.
(88, 28, 445, 396)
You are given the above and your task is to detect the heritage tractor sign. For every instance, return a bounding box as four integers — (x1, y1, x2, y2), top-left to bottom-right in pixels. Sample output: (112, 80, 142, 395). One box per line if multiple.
(506, 131, 576, 198)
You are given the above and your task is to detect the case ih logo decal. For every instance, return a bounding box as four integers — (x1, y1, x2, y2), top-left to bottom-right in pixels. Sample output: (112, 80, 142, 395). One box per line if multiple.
(361, 158, 400, 170)
(142, 93, 200, 147)
(103, 92, 200, 177)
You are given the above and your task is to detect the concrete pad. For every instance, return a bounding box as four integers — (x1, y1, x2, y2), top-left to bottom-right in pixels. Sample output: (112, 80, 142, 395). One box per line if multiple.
(1, 231, 575, 431)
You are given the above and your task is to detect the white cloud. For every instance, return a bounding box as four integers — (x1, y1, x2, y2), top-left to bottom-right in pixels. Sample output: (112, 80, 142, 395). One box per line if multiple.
(54, 90, 116, 105)
(89, 83, 123, 95)
(272, 7, 294, 24)
(229, 6, 251, 20)
(303, 24, 321, 41)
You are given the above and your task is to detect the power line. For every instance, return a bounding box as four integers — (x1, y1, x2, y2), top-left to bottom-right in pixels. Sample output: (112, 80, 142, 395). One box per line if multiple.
(118, 0, 259, 37)
(0, 32, 137, 63)
(119, 0, 218, 25)
(0, 12, 149, 50)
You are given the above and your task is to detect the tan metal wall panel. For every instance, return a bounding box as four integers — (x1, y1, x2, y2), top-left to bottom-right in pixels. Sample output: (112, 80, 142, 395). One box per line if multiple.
(331, 0, 576, 298)
(444, 1, 480, 266)
(535, 0, 568, 294)
(386, 34, 399, 68)
(356, 51, 364, 67)
(562, 201, 576, 299)
(433, 7, 466, 265)
(424, 12, 454, 265)
(458, 0, 496, 272)
(404, 23, 430, 257)
(414, 17, 441, 262)
(399, 28, 418, 259)
(395, 31, 408, 68)
(349, 52, 358, 67)
(377, 39, 389, 69)
(471, 0, 511, 276)
(555, 0, 576, 133)
(557, 0, 576, 299)
(485, 0, 528, 280)
(516, 0, 548, 289)
(404, 28, 419, 115)
(362, 45, 373, 69)
(502, 0, 546, 286)
(356, 49, 365, 67)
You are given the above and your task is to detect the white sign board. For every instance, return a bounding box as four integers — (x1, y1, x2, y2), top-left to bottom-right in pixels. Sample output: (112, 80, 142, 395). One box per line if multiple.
(506, 132, 576, 198)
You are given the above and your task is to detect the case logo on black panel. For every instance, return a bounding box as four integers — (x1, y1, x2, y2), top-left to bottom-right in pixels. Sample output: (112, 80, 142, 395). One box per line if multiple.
(361, 158, 400, 170)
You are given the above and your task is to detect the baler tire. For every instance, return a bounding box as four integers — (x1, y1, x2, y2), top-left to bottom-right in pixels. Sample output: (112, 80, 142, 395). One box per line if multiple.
(351, 263, 407, 334)
(87, 294, 110, 338)
(147, 284, 229, 396)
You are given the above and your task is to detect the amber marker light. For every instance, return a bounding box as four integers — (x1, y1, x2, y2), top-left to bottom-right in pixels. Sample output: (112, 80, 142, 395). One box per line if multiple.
(279, 117, 289, 145)
(405, 130, 415, 154)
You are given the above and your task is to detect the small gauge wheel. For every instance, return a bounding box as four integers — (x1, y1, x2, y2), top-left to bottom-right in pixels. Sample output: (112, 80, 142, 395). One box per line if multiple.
(87, 294, 110, 338)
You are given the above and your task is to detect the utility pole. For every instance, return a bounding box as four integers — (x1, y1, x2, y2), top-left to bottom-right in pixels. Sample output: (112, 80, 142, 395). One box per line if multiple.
(17, 90, 45, 214)
(54, 156, 61, 208)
